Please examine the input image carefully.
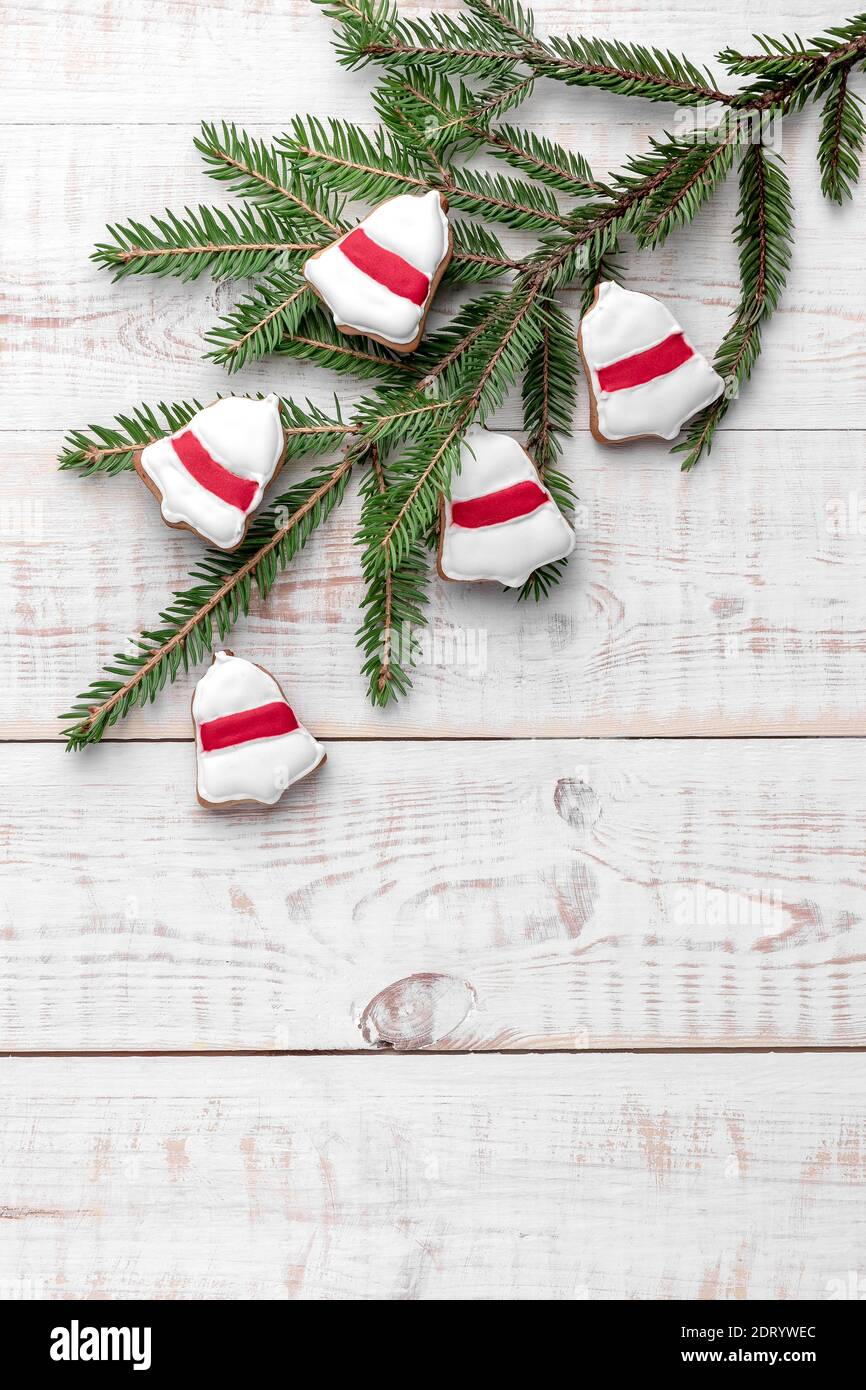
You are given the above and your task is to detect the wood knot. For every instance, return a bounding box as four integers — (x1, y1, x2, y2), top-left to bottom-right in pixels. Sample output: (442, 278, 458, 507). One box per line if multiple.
(554, 777, 601, 831)
(359, 973, 476, 1050)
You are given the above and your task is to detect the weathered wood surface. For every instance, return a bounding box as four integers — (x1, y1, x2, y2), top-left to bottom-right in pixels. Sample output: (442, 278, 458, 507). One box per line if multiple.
(3, 0, 866, 1303)
(3, 738, 864, 1050)
(1, 1055, 863, 1300)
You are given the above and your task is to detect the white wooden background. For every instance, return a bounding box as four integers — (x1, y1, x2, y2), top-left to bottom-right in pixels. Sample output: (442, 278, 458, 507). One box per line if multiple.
(2, 0, 865, 1300)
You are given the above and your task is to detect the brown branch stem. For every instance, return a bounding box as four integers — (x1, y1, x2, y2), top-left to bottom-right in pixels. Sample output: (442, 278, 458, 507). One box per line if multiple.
(114, 240, 318, 262)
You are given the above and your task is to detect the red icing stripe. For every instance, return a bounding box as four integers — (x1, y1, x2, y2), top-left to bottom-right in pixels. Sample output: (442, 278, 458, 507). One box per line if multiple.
(596, 331, 693, 393)
(451, 480, 548, 529)
(338, 228, 429, 306)
(199, 700, 298, 752)
(172, 431, 259, 512)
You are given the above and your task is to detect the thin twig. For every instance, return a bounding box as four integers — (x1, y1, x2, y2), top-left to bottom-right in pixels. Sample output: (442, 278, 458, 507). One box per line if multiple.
(531, 315, 552, 475)
(113, 240, 318, 262)
(281, 332, 420, 373)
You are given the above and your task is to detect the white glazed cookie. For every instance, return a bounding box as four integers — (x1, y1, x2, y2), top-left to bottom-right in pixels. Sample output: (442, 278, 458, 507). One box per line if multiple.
(438, 426, 575, 587)
(192, 651, 325, 808)
(579, 281, 724, 443)
(304, 190, 451, 353)
(137, 395, 284, 550)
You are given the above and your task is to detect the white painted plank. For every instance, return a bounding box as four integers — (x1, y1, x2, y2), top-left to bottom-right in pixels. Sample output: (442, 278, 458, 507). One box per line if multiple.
(2, 1, 851, 123)
(0, 1054, 863, 1299)
(3, 103, 865, 429)
(3, 739, 865, 1049)
(8, 430, 866, 740)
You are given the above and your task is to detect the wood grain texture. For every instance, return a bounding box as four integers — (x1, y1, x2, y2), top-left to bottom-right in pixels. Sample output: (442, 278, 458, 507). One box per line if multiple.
(8, 430, 866, 740)
(1, 1054, 863, 1300)
(3, 738, 865, 1050)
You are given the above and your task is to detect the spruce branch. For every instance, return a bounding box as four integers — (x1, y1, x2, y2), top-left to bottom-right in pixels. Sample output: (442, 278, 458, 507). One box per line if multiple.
(357, 445, 430, 704)
(443, 74, 537, 141)
(446, 220, 522, 280)
(533, 36, 731, 107)
(196, 121, 345, 232)
(721, 17, 866, 111)
(349, 388, 456, 449)
(330, 0, 733, 106)
(484, 124, 608, 197)
(324, 0, 525, 77)
(442, 164, 578, 230)
(376, 70, 606, 196)
(375, 69, 536, 159)
(518, 296, 579, 601)
(675, 143, 794, 471)
(530, 144, 696, 290)
(280, 116, 431, 202)
(367, 445, 393, 693)
(631, 134, 736, 249)
(720, 19, 866, 81)
(61, 453, 354, 751)
(204, 272, 315, 371)
(331, 1, 866, 126)
(282, 116, 580, 229)
(465, 0, 537, 47)
(523, 297, 578, 475)
(276, 304, 420, 384)
(92, 204, 316, 283)
(331, 1, 865, 120)
(818, 65, 865, 200)
(413, 292, 509, 396)
(60, 399, 205, 476)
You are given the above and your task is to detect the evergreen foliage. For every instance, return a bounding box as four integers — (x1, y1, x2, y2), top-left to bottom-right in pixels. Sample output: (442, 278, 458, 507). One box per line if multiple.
(59, 1, 866, 745)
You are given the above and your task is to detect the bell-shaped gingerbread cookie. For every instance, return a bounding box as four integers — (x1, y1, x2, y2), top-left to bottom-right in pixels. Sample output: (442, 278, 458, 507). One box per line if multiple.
(192, 651, 325, 808)
(438, 426, 575, 587)
(579, 281, 724, 443)
(304, 190, 451, 353)
(137, 395, 284, 550)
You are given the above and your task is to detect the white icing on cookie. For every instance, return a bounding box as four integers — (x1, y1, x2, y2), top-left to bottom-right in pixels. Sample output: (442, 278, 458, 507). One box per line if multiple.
(360, 194, 449, 272)
(140, 395, 284, 549)
(580, 281, 724, 442)
(304, 190, 449, 346)
(440, 426, 575, 587)
(193, 652, 324, 807)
